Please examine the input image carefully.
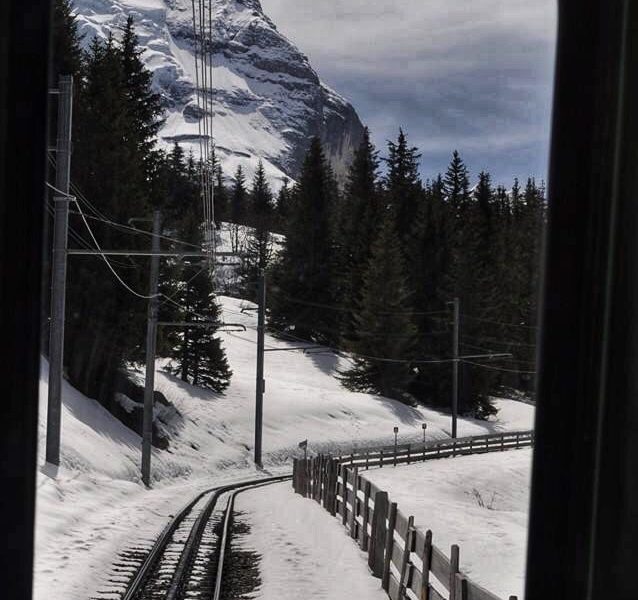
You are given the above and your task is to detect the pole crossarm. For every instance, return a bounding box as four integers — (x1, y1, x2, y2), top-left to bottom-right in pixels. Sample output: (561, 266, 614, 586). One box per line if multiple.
(264, 345, 324, 353)
(458, 352, 513, 360)
(66, 249, 238, 257)
(157, 322, 247, 331)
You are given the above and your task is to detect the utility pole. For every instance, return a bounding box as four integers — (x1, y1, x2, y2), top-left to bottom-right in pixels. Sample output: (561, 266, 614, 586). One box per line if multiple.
(45, 75, 73, 466)
(451, 297, 460, 439)
(142, 210, 161, 488)
(254, 270, 266, 467)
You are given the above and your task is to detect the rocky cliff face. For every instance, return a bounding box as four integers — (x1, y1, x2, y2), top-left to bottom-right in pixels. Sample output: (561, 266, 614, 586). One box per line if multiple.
(74, 0, 365, 187)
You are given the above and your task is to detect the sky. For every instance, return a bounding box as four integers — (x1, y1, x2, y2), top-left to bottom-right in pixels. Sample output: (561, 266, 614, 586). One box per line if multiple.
(260, 0, 557, 187)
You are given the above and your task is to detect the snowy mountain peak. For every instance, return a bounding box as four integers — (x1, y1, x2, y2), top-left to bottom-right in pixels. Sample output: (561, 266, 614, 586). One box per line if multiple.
(73, 0, 365, 187)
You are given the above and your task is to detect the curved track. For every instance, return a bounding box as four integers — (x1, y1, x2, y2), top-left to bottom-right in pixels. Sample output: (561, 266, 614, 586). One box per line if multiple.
(122, 475, 291, 600)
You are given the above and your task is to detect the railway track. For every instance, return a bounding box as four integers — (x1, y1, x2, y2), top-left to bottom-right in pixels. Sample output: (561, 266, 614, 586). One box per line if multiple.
(121, 475, 291, 600)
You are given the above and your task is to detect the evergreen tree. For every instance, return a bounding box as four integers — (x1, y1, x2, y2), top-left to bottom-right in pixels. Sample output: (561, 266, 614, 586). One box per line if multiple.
(64, 21, 165, 408)
(120, 15, 164, 158)
(269, 138, 339, 342)
(340, 212, 418, 402)
(213, 159, 228, 226)
(275, 178, 292, 233)
(242, 161, 274, 300)
(443, 150, 471, 208)
(335, 128, 382, 341)
(408, 175, 450, 405)
(384, 129, 423, 246)
(230, 165, 247, 252)
(166, 207, 232, 392)
(50, 0, 83, 82)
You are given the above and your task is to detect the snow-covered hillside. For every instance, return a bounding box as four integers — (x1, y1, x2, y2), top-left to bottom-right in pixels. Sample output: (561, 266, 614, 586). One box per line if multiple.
(73, 0, 364, 187)
(34, 296, 534, 599)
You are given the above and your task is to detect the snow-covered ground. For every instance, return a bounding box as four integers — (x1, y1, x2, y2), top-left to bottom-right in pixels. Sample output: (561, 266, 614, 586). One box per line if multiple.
(236, 482, 386, 599)
(365, 449, 533, 599)
(34, 296, 534, 599)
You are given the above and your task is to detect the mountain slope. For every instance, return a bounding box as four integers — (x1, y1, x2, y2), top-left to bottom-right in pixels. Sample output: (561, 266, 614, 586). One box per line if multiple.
(73, 0, 365, 186)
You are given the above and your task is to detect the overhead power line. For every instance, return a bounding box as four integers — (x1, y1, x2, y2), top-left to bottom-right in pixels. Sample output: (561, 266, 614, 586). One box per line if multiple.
(73, 199, 159, 300)
(461, 332, 537, 349)
(461, 313, 539, 330)
(270, 291, 450, 317)
(462, 359, 536, 375)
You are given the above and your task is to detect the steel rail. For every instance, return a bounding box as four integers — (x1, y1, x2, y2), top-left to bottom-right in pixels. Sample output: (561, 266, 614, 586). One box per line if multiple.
(123, 474, 291, 600)
(212, 479, 283, 600)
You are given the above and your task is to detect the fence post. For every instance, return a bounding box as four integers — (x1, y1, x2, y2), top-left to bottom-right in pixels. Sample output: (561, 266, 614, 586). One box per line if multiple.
(309, 458, 314, 498)
(362, 479, 371, 551)
(315, 458, 321, 502)
(366, 449, 370, 470)
(516, 432, 520, 448)
(321, 456, 330, 508)
(380, 449, 384, 467)
(454, 575, 468, 600)
(292, 458, 296, 492)
(382, 502, 398, 591)
(407, 444, 411, 465)
(469, 437, 473, 454)
(399, 516, 415, 597)
(330, 460, 339, 517)
(298, 458, 303, 495)
(342, 466, 348, 526)
(420, 530, 432, 600)
(350, 466, 359, 539)
(369, 491, 388, 578)
(449, 544, 460, 600)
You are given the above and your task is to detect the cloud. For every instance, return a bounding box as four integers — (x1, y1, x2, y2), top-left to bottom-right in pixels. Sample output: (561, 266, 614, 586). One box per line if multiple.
(260, 0, 557, 184)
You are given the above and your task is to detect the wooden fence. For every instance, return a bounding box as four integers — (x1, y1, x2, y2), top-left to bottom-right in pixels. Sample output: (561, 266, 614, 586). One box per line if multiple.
(292, 430, 533, 600)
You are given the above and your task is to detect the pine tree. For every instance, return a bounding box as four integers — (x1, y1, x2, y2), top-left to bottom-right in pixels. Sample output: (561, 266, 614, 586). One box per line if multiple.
(120, 16, 164, 158)
(269, 138, 339, 342)
(408, 175, 450, 405)
(213, 155, 228, 226)
(230, 165, 247, 252)
(340, 212, 418, 402)
(165, 186, 232, 392)
(242, 161, 274, 300)
(385, 129, 423, 246)
(275, 178, 292, 233)
(335, 128, 382, 342)
(63, 22, 165, 409)
(50, 0, 83, 82)
(443, 150, 471, 208)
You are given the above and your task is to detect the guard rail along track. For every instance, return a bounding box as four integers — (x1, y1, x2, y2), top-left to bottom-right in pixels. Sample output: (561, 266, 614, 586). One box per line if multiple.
(292, 430, 533, 600)
(122, 474, 291, 600)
